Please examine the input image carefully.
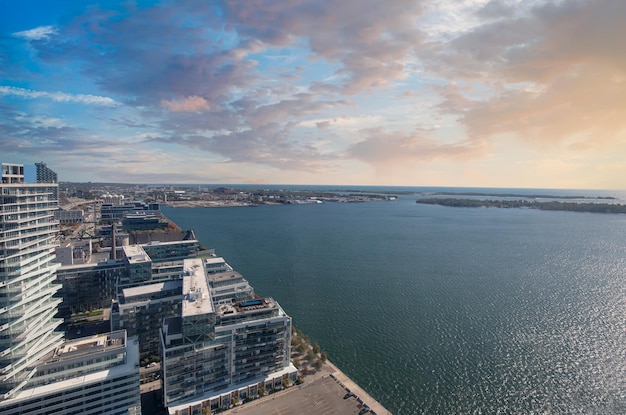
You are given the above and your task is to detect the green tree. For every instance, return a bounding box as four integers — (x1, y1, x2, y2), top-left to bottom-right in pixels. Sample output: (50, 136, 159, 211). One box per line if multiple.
(313, 358, 323, 371)
(320, 351, 327, 362)
(312, 342, 320, 354)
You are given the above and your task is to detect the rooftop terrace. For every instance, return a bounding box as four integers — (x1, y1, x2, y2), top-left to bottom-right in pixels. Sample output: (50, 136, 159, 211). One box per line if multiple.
(182, 258, 214, 317)
(52, 330, 126, 363)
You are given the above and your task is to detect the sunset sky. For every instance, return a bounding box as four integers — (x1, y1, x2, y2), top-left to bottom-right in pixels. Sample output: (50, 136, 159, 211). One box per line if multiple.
(1, 0, 624, 188)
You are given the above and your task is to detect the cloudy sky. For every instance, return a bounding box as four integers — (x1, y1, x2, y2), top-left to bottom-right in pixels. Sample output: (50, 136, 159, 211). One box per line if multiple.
(1, 0, 624, 188)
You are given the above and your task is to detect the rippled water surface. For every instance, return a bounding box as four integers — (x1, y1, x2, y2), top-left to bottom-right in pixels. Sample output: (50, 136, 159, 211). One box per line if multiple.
(164, 194, 626, 414)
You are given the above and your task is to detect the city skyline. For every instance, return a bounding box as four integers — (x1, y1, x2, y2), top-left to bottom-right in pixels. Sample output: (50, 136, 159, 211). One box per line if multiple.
(1, 0, 625, 189)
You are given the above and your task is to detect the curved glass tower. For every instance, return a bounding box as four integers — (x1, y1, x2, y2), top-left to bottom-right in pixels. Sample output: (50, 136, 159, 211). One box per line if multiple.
(0, 163, 63, 400)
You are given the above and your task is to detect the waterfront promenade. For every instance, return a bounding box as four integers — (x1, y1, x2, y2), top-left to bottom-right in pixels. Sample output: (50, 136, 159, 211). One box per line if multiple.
(325, 360, 391, 415)
(223, 359, 392, 415)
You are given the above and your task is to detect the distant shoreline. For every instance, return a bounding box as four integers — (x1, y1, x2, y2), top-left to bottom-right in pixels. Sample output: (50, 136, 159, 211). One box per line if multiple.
(421, 192, 615, 200)
(416, 198, 626, 214)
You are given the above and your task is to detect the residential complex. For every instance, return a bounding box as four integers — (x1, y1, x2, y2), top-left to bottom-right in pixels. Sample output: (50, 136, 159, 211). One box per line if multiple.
(0, 162, 141, 414)
(111, 256, 232, 361)
(0, 163, 64, 399)
(56, 238, 201, 317)
(161, 258, 296, 415)
(0, 331, 141, 415)
(2, 161, 300, 415)
(112, 279, 183, 360)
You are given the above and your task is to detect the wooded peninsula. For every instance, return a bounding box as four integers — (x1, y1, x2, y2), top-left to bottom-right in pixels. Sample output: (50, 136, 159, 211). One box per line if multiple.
(415, 198, 626, 214)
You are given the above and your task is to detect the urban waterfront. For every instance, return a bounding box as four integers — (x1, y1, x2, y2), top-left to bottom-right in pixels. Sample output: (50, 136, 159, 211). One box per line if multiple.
(164, 188, 626, 414)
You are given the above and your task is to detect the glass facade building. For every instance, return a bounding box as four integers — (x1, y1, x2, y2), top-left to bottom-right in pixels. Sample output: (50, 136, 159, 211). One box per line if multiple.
(0, 163, 63, 399)
(161, 258, 296, 415)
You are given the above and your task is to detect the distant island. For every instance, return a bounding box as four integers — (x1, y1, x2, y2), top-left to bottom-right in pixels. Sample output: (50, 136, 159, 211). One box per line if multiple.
(416, 198, 626, 214)
(422, 191, 616, 200)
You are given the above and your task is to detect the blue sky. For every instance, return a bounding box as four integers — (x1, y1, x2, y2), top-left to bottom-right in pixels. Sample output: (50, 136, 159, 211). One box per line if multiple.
(1, 0, 625, 188)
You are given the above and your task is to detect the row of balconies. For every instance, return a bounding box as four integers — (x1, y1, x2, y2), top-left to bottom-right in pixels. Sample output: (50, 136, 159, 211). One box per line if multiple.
(235, 354, 282, 372)
(0, 201, 54, 212)
(1, 213, 56, 228)
(234, 335, 285, 347)
(166, 354, 228, 376)
(167, 357, 229, 379)
(0, 206, 54, 219)
(1, 235, 51, 252)
(234, 345, 280, 359)
(2, 243, 50, 261)
(5, 254, 58, 279)
(1, 226, 58, 246)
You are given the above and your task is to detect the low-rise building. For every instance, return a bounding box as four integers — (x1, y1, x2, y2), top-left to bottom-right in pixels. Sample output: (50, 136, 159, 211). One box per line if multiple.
(142, 239, 200, 263)
(55, 209, 84, 224)
(55, 240, 94, 266)
(100, 202, 157, 222)
(122, 212, 168, 231)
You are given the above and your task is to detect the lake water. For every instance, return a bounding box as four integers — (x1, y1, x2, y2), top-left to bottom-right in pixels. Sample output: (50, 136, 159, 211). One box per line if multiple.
(163, 189, 626, 414)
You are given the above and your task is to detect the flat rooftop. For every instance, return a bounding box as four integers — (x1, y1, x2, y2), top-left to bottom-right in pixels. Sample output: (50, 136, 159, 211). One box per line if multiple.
(208, 270, 245, 283)
(54, 330, 126, 361)
(3, 334, 139, 405)
(205, 257, 226, 265)
(182, 258, 214, 317)
(123, 245, 151, 264)
(142, 239, 197, 247)
(57, 248, 123, 269)
(122, 279, 182, 299)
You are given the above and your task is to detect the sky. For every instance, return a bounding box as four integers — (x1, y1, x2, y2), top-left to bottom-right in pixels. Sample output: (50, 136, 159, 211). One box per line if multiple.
(1, 0, 625, 188)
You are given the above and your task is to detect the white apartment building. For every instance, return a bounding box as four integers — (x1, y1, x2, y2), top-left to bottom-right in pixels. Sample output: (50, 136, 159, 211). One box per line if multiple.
(0, 331, 141, 415)
(1, 163, 64, 399)
(1, 162, 142, 414)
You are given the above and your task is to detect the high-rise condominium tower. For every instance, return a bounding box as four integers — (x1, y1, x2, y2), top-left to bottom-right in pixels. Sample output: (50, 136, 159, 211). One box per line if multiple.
(0, 163, 63, 399)
(34, 162, 58, 184)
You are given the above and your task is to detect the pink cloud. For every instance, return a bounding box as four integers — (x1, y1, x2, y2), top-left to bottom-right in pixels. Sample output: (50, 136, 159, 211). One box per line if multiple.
(161, 96, 212, 112)
(347, 127, 488, 168)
